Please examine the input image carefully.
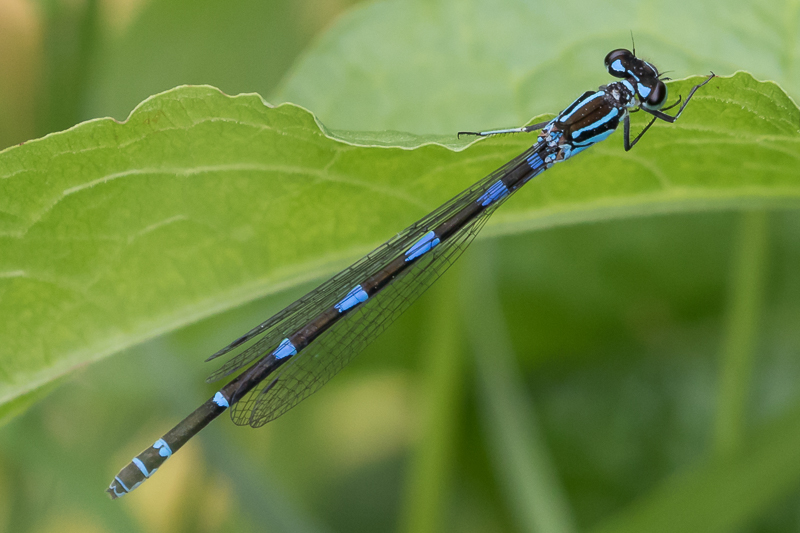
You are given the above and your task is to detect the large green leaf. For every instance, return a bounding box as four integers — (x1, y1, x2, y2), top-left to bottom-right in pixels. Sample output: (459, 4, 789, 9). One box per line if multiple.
(0, 71, 796, 412)
(274, 0, 800, 134)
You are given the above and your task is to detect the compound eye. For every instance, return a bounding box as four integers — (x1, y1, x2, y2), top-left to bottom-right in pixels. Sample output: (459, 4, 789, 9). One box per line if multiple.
(604, 49, 633, 78)
(640, 61, 659, 78)
(643, 80, 668, 110)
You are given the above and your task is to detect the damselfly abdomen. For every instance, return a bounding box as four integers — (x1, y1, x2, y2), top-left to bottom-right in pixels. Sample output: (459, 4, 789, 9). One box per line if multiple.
(107, 49, 714, 499)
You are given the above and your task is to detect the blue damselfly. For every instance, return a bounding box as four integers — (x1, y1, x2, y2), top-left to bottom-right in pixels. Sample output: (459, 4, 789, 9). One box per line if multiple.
(107, 48, 714, 498)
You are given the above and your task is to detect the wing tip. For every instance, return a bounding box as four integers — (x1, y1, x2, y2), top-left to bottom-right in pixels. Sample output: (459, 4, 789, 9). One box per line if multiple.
(205, 334, 251, 362)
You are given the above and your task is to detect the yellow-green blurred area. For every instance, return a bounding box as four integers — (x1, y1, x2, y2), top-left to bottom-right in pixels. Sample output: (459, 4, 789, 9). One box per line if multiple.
(0, 0, 359, 149)
(2, 0, 800, 532)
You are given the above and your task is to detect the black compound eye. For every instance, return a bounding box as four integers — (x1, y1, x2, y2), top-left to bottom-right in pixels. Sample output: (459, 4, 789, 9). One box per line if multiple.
(643, 80, 668, 110)
(604, 49, 633, 78)
(640, 61, 659, 78)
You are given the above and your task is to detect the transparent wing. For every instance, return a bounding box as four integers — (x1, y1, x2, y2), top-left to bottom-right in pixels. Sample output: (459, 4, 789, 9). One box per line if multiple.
(235, 201, 502, 427)
(208, 143, 545, 427)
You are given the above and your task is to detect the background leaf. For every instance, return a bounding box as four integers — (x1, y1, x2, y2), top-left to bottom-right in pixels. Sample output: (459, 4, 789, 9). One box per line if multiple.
(275, 0, 800, 134)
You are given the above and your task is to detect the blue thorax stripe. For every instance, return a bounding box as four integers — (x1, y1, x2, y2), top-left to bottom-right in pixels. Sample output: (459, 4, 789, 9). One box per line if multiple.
(558, 91, 603, 123)
(572, 126, 616, 148)
(572, 108, 619, 138)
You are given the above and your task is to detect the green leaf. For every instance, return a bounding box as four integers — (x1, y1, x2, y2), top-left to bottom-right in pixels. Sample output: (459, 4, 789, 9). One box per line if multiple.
(0, 71, 797, 411)
(274, 0, 800, 134)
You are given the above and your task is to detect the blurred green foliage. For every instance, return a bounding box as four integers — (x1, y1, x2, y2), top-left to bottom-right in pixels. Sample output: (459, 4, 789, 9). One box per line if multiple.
(1, 0, 800, 532)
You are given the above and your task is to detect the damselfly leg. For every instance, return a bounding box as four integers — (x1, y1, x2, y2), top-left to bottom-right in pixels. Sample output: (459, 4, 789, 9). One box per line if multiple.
(457, 119, 552, 138)
(624, 72, 715, 150)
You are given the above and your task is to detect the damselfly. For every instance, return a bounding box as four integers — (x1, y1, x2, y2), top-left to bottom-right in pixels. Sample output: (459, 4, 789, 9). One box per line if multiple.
(107, 49, 714, 498)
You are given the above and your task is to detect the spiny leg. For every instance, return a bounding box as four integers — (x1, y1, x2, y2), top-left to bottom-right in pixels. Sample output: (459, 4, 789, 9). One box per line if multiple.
(625, 73, 715, 150)
(457, 119, 551, 138)
(641, 72, 715, 124)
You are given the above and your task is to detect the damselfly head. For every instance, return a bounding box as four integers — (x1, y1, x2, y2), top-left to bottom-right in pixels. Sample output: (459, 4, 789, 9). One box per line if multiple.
(605, 48, 661, 80)
(605, 48, 668, 110)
